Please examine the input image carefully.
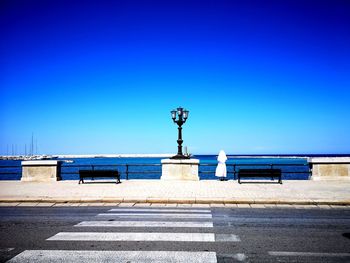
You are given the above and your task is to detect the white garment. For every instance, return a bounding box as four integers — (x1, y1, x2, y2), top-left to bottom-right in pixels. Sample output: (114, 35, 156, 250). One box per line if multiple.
(215, 150, 227, 178)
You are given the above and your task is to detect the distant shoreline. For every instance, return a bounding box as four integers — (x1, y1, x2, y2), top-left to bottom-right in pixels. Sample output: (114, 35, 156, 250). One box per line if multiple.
(0, 154, 174, 160)
(55, 154, 174, 158)
(1, 153, 349, 160)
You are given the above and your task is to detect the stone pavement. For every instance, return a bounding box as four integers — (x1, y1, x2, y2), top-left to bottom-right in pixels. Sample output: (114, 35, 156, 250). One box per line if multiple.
(0, 180, 350, 207)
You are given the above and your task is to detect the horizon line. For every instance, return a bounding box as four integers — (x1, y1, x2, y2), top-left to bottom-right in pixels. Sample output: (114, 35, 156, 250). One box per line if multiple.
(1, 153, 350, 159)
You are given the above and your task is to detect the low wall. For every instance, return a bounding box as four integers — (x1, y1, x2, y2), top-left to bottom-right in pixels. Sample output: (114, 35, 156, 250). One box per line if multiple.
(309, 157, 350, 181)
(21, 160, 61, 182)
(161, 159, 200, 181)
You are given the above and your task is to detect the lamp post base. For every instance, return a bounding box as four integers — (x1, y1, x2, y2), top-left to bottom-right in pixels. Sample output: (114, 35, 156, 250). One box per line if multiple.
(170, 154, 190, 160)
(161, 158, 199, 181)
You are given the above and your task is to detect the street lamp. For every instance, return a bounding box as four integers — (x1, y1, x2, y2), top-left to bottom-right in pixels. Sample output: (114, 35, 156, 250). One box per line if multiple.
(170, 106, 190, 159)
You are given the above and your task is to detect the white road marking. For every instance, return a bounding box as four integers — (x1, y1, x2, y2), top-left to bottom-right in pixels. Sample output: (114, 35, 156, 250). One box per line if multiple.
(75, 221, 213, 228)
(109, 208, 211, 213)
(215, 234, 241, 242)
(97, 213, 212, 218)
(7, 250, 218, 263)
(0, 248, 14, 252)
(47, 232, 217, 242)
(219, 253, 247, 261)
(269, 251, 350, 257)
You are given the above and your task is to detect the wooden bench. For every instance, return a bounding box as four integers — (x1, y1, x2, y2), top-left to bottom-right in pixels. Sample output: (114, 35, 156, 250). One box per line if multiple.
(238, 169, 282, 184)
(79, 170, 121, 184)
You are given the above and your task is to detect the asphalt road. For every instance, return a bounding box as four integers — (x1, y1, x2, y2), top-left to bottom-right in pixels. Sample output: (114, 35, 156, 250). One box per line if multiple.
(0, 206, 349, 262)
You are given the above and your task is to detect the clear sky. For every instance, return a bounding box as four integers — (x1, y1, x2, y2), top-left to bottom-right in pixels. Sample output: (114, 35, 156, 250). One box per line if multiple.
(1, 0, 350, 155)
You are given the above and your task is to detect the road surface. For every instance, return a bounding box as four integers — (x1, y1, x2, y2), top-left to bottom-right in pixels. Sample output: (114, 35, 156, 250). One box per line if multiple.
(0, 206, 349, 262)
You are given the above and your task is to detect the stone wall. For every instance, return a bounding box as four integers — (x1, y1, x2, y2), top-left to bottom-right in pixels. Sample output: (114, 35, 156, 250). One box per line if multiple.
(161, 159, 200, 181)
(21, 160, 60, 182)
(309, 157, 350, 181)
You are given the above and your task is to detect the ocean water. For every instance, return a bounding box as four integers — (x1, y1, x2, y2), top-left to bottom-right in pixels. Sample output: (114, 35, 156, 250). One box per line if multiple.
(0, 155, 310, 180)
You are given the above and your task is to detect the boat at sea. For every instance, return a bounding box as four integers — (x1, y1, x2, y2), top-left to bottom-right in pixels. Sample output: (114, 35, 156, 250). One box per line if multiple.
(0, 155, 54, 161)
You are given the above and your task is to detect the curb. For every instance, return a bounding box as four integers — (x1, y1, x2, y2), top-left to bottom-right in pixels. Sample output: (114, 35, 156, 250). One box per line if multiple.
(1, 198, 350, 206)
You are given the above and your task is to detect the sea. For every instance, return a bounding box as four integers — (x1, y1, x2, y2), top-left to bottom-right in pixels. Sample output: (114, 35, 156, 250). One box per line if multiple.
(0, 155, 315, 180)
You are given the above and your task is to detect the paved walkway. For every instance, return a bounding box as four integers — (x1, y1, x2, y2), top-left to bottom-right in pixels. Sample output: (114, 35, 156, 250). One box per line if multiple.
(0, 180, 349, 207)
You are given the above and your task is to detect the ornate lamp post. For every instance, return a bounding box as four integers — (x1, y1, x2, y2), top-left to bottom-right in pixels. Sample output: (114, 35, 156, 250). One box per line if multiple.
(170, 107, 190, 159)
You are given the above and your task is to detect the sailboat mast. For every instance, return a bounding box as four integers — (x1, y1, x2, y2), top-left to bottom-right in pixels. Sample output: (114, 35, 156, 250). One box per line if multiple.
(31, 133, 34, 156)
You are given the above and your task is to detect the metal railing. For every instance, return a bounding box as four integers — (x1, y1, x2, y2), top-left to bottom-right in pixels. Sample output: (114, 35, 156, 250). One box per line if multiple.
(0, 165, 22, 175)
(60, 163, 162, 180)
(0, 165, 22, 180)
(200, 163, 312, 180)
(0, 162, 313, 180)
(0, 165, 22, 176)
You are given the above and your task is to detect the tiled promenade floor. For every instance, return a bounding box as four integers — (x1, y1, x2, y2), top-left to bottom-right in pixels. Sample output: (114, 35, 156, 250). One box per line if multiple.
(0, 180, 349, 206)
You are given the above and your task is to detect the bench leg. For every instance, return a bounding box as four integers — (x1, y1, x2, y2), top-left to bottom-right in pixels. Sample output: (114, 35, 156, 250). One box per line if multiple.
(116, 174, 121, 184)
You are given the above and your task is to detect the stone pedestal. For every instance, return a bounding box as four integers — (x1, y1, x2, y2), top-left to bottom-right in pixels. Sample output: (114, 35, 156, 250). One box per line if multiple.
(161, 159, 200, 181)
(21, 160, 61, 182)
(309, 157, 350, 181)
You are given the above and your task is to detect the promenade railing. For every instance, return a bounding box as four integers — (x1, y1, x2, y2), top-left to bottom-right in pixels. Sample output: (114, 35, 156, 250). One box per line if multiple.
(60, 163, 162, 180)
(0, 162, 312, 180)
(60, 162, 311, 180)
(199, 163, 311, 180)
(0, 165, 22, 180)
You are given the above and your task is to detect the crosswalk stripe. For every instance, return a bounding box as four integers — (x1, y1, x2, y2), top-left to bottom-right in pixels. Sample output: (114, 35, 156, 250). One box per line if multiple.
(7, 250, 218, 263)
(108, 208, 211, 213)
(75, 221, 213, 228)
(97, 213, 212, 218)
(47, 232, 217, 242)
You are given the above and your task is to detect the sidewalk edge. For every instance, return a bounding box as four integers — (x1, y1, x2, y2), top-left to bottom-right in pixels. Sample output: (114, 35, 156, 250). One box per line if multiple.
(1, 198, 350, 206)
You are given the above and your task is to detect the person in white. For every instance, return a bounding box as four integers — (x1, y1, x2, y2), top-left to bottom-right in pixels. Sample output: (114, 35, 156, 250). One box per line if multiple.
(215, 150, 227, 181)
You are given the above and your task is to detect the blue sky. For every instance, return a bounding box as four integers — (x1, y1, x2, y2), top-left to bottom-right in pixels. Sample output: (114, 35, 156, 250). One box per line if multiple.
(1, 0, 350, 155)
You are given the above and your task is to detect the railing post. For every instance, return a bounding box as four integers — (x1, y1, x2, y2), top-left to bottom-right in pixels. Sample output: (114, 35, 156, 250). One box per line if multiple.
(308, 162, 313, 179)
(270, 164, 273, 180)
(126, 164, 129, 180)
(233, 164, 236, 180)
